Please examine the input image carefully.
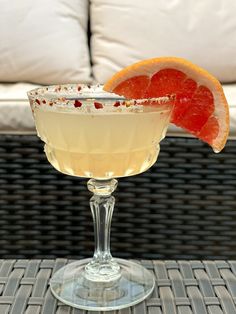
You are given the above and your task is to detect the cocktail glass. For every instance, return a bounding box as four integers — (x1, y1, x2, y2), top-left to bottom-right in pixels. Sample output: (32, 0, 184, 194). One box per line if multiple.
(27, 84, 173, 311)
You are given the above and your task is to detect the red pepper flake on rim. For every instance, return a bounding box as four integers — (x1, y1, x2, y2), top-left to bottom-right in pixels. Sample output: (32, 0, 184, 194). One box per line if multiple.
(35, 99, 40, 105)
(114, 101, 121, 107)
(77, 85, 81, 92)
(74, 100, 82, 108)
(42, 100, 46, 104)
(94, 102, 103, 109)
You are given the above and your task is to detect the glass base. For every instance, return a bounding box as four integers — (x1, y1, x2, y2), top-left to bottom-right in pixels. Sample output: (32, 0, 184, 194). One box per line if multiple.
(50, 258, 155, 311)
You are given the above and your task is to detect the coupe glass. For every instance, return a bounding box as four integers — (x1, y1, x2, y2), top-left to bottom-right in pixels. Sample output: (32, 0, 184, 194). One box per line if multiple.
(27, 84, 173, 311)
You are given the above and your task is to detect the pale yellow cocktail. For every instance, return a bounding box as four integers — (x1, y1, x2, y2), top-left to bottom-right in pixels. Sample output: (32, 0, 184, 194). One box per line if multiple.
(34, 102, 171, 179)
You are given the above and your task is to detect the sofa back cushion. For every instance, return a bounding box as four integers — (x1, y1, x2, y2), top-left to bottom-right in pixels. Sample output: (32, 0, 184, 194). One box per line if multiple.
(0, 0, 91, 84)
(91, 0, 236, 83)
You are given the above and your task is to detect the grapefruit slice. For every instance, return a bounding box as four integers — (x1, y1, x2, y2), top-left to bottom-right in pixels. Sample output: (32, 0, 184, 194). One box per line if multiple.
(104, 57, 229, 152)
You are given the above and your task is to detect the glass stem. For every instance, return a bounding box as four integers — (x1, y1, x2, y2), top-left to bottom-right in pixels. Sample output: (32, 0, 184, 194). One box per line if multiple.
(85, 178, 120, 281)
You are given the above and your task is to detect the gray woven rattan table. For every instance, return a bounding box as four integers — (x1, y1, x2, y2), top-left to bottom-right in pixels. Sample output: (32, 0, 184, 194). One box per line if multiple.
(0, 259, 236, 313)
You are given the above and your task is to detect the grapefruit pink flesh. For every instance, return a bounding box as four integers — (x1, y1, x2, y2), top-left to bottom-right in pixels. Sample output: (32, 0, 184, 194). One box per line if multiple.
(112, 69, 218, 146)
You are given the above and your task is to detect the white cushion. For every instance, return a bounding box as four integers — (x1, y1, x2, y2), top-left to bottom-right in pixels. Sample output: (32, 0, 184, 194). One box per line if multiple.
(91, 0, 236, 83)
(0, 0, 91, 84)
(0, 83, 38, 134)
(0, 83, 235, 141)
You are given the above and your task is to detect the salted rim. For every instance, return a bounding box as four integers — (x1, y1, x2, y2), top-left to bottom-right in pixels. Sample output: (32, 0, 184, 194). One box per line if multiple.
(27, 84, 174, 113)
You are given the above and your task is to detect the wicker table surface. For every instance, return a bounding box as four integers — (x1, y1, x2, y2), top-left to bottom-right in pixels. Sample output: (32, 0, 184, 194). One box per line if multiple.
(0, 259, 236, 314)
